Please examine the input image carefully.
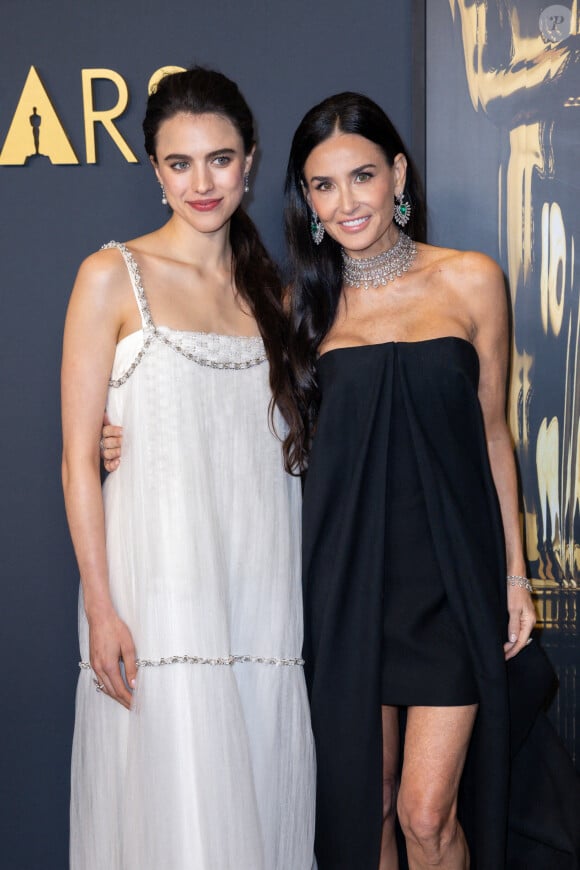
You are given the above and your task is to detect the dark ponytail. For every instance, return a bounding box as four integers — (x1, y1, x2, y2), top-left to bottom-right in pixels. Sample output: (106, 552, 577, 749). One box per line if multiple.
(229, 207, 304, 460)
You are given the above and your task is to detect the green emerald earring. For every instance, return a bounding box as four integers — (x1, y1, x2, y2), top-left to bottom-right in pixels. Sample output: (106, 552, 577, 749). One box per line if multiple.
(310, 208, 324, 245)
(394, 191, 411, 228)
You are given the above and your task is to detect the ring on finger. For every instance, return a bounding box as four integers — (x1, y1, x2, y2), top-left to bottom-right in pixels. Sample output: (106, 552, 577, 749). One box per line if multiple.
(99, 438, 105, 452)
(93, 677, 106, 692)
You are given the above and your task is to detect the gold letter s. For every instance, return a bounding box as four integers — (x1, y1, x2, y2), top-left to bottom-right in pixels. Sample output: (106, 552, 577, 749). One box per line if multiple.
(148, 66, 186, 96)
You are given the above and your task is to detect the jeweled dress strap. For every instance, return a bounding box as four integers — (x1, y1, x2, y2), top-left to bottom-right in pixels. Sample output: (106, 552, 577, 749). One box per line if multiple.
(101, 241, 155, 332)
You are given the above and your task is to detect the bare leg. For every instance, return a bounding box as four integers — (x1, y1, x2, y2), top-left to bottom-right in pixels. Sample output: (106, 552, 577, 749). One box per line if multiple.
(397, 705, 478, 869)
(380, 705, 400, 870)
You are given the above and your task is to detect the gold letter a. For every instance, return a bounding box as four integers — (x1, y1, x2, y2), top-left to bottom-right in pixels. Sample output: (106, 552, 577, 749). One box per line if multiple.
(0, 66, 79, 165)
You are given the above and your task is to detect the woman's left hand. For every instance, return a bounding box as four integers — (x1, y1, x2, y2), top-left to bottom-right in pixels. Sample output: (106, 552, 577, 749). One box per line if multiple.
(504, 585, 537, 660)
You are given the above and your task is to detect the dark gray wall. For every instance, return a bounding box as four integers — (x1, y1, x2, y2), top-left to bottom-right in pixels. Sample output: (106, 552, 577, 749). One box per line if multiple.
(0, 2, 414, 866)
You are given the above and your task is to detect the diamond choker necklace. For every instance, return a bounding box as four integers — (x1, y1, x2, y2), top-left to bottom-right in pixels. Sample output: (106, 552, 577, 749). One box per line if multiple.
(341, 231, 417, 289)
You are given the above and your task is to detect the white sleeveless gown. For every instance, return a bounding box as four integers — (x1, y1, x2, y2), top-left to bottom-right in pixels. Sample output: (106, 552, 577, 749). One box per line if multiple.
(70, 242, 316, 870)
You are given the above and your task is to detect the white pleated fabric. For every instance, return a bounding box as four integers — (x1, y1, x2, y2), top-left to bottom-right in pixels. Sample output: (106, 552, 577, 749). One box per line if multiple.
(70, 243, 316, 870)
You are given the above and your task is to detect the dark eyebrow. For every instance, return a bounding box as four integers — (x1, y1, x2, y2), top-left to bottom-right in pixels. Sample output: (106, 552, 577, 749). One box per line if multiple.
(351, 163, 377, 174)
(309, 163, 377, 183)
(207, 148, 237, 159)
(162, 148, 237, 162)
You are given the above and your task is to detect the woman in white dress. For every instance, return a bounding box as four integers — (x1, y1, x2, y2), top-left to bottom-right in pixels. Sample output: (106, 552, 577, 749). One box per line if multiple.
(62, 67, 315, 870)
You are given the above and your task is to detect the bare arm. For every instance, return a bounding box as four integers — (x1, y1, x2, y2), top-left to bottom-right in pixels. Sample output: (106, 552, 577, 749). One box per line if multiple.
(61, 249, 136, 706)
(465, 252, 536, 658)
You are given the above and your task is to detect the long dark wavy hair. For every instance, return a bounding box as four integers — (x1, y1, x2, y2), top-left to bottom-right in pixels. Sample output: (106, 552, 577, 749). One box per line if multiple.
(282, 92, 427, 471)
(144, 67, 301, 457)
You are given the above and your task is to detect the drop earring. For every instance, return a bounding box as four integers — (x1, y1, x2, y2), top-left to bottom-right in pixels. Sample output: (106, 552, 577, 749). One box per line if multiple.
(243, 173, 250, 193)
(310, 208, 324, 245)
(160, 183, 167, 206)
(393, 191, 411, 228)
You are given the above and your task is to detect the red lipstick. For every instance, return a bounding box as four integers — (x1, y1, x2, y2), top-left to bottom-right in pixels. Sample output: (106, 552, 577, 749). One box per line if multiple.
(188, 199, 222, 211)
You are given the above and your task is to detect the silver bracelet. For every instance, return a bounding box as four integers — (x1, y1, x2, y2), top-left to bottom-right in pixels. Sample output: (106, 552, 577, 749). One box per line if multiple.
(507, 574, 533, 592)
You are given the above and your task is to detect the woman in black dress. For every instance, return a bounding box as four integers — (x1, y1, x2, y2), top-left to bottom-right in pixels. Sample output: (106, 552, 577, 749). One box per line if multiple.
(282, 93, 536, 869)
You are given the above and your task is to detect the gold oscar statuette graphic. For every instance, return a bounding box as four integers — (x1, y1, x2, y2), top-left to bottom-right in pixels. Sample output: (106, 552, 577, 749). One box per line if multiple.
(0, 66, 79, 165)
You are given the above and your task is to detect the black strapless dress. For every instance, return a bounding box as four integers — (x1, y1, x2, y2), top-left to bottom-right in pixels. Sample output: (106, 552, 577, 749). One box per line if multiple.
(382, 348, 478, 705)
(302, 338, 510, 869)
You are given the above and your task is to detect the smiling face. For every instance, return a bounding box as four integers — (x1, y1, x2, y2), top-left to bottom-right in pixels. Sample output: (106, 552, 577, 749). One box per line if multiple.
(303, 131, 407, 258)
(152, 111, 253, 234)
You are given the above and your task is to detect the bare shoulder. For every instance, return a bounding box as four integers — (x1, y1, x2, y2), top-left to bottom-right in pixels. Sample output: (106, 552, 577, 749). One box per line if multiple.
(122, 229, 168, 259)
(76, 244, 125, 284)
(451, 249, 503, 291)
(454, 251, 506, 323)
(72, 244, 133, 310)
(421, 244, 501, 283)
(421, 244, 505, 307)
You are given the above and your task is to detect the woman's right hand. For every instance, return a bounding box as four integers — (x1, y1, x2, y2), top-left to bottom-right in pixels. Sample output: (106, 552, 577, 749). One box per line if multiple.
(101, 412, 123, 472)
(89, 607, 137, 709)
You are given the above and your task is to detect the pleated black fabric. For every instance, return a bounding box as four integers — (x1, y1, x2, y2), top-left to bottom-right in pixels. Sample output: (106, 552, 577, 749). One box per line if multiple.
(382, 351, 479, 705)
(302, 338, 510, 869)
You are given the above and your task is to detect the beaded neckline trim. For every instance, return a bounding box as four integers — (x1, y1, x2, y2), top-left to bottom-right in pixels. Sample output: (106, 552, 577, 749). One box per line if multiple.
(342, 231, 417, 289)
(102, 241, 268, 384)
